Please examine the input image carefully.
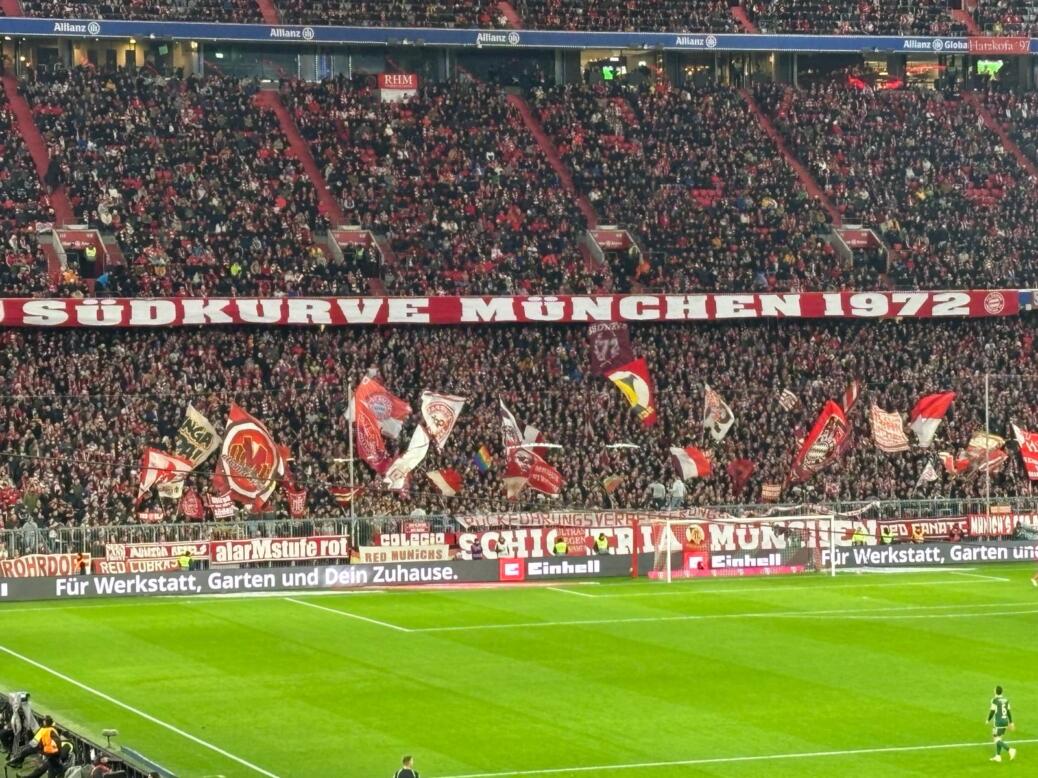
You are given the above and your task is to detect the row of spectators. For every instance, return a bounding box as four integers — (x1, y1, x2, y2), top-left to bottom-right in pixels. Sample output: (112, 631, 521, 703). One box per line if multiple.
(21, 67, 375, 297)
(0, 86, 57, 296)
(11, 0, 1037, 34)
(530, 80, 842, 292)
(757, 81, 1038, 290)
(282, 75, 597, 295)
(0, 317, 1035, 530)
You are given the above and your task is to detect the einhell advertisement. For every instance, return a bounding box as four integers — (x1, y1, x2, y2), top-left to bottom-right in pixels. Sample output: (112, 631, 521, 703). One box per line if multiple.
(0, 290, 1017, 329)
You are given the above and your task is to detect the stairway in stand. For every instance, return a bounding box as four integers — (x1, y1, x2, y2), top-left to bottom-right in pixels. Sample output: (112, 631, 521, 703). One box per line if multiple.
(253, 89, 347, 226)
(949, 9, 981, 35)
(739, 87, 842, 226)
(1, 74, 74, 229)
(962, 91, 1038, 179)
(506, 92, 599, 228)
(254, 0, 280, 25)
(731, 5, 759, 33)
(496, 1, 523, 27)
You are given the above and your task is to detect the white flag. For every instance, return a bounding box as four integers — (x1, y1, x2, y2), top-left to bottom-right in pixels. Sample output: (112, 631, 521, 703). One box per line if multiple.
(382, 426, 431, 491)
(869, 405, 911, 453)
(916, 461, 939, 487)
(703, 384, 735, 443)
(420, 391, 466, 450)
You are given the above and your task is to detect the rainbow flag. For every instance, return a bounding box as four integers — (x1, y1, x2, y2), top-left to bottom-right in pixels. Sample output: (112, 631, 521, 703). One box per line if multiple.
(473, 445, 493, 474)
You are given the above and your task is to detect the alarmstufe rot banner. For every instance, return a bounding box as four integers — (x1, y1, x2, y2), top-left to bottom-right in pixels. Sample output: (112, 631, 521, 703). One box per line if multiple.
(0, 290, 1017, 328)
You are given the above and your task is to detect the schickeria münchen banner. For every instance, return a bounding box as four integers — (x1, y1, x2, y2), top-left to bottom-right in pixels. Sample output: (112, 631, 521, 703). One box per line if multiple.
(0, 290, 1021, 328)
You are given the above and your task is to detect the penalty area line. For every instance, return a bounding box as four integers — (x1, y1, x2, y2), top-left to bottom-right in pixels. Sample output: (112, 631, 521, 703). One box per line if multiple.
(438, 737, 1038, 777)
(284, 596, 412, 632)
(546, 586, 596, 598)
(0, 643, 282, 778)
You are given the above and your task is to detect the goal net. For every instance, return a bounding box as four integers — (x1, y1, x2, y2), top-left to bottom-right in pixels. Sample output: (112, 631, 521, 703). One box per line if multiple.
(645, 514, 838, 581)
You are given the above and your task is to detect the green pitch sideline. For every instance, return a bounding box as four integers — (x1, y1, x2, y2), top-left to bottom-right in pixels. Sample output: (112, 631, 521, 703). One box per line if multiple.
(987, 685, 1017, 763)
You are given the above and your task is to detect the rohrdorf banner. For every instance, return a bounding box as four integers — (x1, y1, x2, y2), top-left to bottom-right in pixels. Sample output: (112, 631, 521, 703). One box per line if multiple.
(0, 290, 1018, 328)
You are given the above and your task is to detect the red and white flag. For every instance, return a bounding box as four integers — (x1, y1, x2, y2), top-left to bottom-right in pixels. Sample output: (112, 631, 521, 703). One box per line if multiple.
(939, 451, 970, 476)
(790, 401, 849, 483)
(354, 377, 412, 439)
(670, 446, 712, 479)
(1012, 424, 1038, 480)
(136, 448, 193, 504)
(841, 379, 861, 412)
(916, 461, 940, 486)
(328, 486, 363, 509)
(383, 426, 431, 492)
(215, 404, 285, 510)
(869, 405, 911, 453)
(703, 384, 735, 443)
(908, 391, 956, 448)
(504, 448, 565, 496)
(420, 391, 466, 450)
(427, 468, 463, 496)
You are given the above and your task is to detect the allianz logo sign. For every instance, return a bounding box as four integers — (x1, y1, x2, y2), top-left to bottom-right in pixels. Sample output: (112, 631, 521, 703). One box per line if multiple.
(903, 37, 968, 51)
(54, 21, 102, 34)
(270, 26, 316, 40)
(476, 31, 521, 45)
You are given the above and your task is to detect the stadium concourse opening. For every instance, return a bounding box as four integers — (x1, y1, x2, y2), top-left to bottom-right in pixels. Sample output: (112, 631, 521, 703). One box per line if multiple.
(1, 0, 1038, 774)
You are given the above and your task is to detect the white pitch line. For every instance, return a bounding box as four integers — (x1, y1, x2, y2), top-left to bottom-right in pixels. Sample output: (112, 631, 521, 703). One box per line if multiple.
(585, 576, 1011, 598)
(437, 737, 1038, 777)
(410, 600, 1031, 634)
(950, 571, 1012, 582)
(546, 586, 596, 598)
(0, 644, 281, 778)
(840, 607, 1038, 621)
(284, 596, 412, 632)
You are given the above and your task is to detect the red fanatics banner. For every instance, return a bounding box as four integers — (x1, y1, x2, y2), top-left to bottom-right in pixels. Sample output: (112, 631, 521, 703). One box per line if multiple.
(0, 291, 1017, 328)
(790, 401, 850, 483)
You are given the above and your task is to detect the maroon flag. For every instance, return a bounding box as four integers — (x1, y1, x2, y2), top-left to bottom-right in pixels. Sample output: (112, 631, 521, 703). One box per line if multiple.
(587, 322, 634, 376)
(1013, 424, 1038, 480)
(286, 487, 308, 518)
(179, 488, 204, 521)
(790, 401, 850, 483)
(727, 459, 755, 495)
(505, 448, 565, 496)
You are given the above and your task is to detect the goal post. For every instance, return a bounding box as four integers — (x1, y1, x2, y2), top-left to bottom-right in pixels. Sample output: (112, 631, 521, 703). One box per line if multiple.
(646, 513, 838, 582)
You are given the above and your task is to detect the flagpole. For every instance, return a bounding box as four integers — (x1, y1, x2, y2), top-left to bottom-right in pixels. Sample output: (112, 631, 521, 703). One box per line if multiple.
(985, 372, 991, 521)
(348, 383, 356, 521)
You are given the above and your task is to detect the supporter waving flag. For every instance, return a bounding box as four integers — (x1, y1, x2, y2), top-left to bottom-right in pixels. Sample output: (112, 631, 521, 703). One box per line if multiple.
(215, 404, 285, 510)
(703, 384, 735, 443)
(136, 448, 193, 505)
(606, 357, 658, 427)
(790, 401, 850, 483)
(354, 377, 412, 439)
(1012, 424, 1038, 480)
(427, 468, 463, 496)
(869, 405, 911, 453)
(420, 391, 466, 450)
(587, 322, 634, 376)
(383, 427, 431, 492)
(908, 391, 956, 448)
(173, 404, 220, 467)
(671, 446, 712, 479)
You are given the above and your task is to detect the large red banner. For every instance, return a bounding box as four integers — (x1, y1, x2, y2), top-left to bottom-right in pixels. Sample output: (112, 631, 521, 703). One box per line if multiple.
(0, 291, 1017, 328)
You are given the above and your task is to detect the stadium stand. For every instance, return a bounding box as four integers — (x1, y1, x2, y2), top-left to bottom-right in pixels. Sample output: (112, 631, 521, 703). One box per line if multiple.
(18, 68, 362, 297)
(983, 87, 1038, 166)
(748, 0, 966, 35)
(275, 0, 507, 28)
(512, 0, 741, 32)
(20, 0, 264, 22)
(0, 85, 56, 295)
(757, 81, 1038, 289)
(282, 76, 597, 294)
(974, 0, 1037, 35)
(529, 80, 838, 292)
(0, 317, 1034, 533)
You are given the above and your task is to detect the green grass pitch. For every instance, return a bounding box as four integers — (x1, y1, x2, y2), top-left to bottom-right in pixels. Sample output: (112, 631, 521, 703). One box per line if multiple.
(1, 564, 1036, 777)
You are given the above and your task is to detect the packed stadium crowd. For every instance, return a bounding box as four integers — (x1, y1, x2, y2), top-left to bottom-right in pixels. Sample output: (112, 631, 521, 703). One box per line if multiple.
(3, 0, 1031, 33)
(282, 76, 597, 295)
(0, 317, 1034, 533)
(756, 81, 1038, 290)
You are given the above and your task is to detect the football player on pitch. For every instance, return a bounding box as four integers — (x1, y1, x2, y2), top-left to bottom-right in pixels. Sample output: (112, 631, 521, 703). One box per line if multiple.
(987, 686, 1017, 762)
